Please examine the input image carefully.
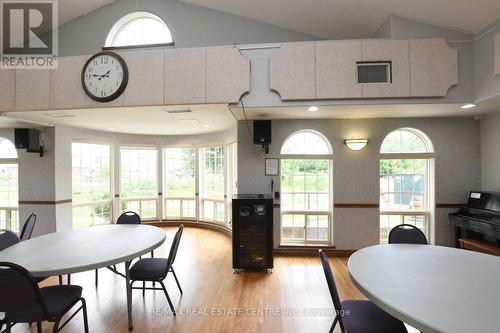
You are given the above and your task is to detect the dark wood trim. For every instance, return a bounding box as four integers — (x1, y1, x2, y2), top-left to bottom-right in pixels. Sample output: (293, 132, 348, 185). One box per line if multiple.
(18, 199, 72, 205)
(334, 203, 379, 208)
(436, 203, 467, 208)
(459, 238, 500, 256)
(101, 42, 174, 51)
(144, 220, 232, 238)
(273, 203, 380, 209)
(274, 246, 354, 257)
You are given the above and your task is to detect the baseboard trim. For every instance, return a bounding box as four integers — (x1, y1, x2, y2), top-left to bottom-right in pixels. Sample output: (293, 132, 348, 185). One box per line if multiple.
(144, 220, 232, 238)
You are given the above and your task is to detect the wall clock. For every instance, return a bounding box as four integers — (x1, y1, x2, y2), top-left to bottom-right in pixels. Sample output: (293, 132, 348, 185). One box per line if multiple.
(81, 51, 128, 102)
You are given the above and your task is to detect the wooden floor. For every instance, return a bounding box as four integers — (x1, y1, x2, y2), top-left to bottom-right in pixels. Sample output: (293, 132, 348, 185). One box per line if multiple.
(13, 226, 367, 333)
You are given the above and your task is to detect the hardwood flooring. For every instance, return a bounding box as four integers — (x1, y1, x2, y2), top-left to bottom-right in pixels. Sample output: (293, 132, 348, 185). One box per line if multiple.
(11, 226, 367, 333)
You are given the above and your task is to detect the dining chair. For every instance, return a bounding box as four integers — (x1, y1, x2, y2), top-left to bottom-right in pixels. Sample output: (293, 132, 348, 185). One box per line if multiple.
(129, 225, 184, 315)
(388, 224, 428, 245)
(117, 211, 141, 224)
(0, 262, 89, 333)
(19, 213, 37, 241)
(0, 230, 20, 251)
(94, 211, 148, 287)
(319, 250, 408, 333)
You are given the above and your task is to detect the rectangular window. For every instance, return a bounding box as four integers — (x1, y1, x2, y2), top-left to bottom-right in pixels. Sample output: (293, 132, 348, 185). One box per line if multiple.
(164, 148, 196, 220)
(281, 159, 332, 244)
(380, 158, 430, 243)
(120, 146, 157, 220)
(200, 146, 225, 223)
(72, 142, 112, 228)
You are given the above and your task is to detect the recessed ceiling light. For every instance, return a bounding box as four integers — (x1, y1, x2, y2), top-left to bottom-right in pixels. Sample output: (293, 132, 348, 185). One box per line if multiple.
(45, 113, 76, 118)
(107, 127, 116, 131)
(307, 106, 319, 112)
(203, 124, 211, 128)
(461, 104, 476, 109)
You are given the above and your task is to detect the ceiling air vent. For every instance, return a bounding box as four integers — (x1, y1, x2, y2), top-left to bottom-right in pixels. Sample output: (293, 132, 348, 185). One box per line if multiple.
(164, 108, 193, 114)
(357, 62, 392, 84)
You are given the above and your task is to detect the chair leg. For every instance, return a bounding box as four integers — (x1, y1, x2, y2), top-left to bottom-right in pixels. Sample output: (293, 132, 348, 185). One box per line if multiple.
(338, 316, 346, 333)
(36, 322, 42, 333)
(142, 281, 145, 297)
(151, 251, 154, 258)
(95, 269, 99, 287)
(159, 281, 176, 316)
(329, 316, 337, 333)
(52, 320, 59, 333)
(171, 267, 183, 294)
(59, 275, 63, 285)
(81, 298, 89, 333)
(67, 274, 71, 285)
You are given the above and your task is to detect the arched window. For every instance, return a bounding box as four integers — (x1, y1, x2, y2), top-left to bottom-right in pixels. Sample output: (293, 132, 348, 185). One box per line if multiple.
(104, 11, 173, 48)
(379, 128, 434, 244)
(0, 138, 19, 232)
(380, 128, 434, 154)
(280, 130, 333, 246)
(281, 130, 332, 155)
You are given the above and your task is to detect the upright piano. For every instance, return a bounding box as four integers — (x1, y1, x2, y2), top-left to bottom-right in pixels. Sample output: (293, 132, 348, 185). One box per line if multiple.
(449, 191, 500, 249)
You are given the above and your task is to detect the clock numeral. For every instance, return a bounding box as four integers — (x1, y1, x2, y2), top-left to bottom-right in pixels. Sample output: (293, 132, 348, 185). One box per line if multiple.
(118, 72, 123, 79)
(100, 56, 109, 64)
(100, 90, 107, 97)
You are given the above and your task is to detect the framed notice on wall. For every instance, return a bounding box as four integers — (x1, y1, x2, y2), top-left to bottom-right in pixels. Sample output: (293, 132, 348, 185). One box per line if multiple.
(265, 158, 279, 176)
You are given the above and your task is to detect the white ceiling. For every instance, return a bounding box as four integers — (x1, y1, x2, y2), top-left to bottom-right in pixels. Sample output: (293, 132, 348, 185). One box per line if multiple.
(4, 96, 500, 135)
(230, 102, 499, 120)
(179, 0, 500, 39)
(5, 104, 237, 135)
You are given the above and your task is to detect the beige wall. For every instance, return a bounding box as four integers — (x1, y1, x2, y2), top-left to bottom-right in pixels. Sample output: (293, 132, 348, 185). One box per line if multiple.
(238, 117, 481, 250)
(481, 111, 500, 191)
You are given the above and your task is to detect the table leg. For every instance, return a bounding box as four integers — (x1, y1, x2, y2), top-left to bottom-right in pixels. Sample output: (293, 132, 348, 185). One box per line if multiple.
(125, 260, 133, 331)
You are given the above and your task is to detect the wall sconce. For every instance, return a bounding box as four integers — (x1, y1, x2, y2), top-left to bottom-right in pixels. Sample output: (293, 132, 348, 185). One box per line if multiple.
(344, 139, 368, 151)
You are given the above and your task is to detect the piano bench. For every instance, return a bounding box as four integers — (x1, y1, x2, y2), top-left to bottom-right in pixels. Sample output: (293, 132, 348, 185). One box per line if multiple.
(459, 238, 500, 256)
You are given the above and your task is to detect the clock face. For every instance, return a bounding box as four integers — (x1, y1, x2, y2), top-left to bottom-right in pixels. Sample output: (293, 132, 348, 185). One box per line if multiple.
(82, 52, 128, 102)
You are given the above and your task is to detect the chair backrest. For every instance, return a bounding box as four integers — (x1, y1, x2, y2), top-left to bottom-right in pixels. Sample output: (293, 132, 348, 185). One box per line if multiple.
(20, 213, 37, 241)
(167, 225, 184, 269)
(0, 262, 50, 318)
(117, 211, 141, 225)
(388, 224, 428, 245)
(0, 230, 20, 251)
(319, 250, 343, 313)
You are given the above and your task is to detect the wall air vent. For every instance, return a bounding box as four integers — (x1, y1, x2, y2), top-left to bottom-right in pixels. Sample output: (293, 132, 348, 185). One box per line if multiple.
(164, 108, 193, 114)
(357, 62, 392, 84)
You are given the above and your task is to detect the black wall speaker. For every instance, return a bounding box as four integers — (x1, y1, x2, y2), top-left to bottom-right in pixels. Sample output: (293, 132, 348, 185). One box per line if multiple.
(14, 128, 29, 149)
(253, 120, 271, 145)
(14, 128, 42, 155)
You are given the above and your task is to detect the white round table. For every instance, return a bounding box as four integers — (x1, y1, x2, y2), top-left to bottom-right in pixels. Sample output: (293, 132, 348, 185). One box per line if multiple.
(0, 224, 166, 330)
(348, 244, 500, 333)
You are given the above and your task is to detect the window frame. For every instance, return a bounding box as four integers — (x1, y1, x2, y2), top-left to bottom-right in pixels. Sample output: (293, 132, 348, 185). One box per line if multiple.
(103, 11, 174, 51)
(199, 144, 226, 224)
(163, 146, 197, 221)
(119, 145, 159, 221)
(71, 140, 114, 228)
(279, 130, 334, 247)
(0, 138, 19, 232)
(379, 128, 435, 244)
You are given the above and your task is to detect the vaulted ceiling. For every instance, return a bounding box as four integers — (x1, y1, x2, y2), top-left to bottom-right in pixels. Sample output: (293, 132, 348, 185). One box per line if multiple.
(178, 0, 500, 39)
(57, 0, 115, 26)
